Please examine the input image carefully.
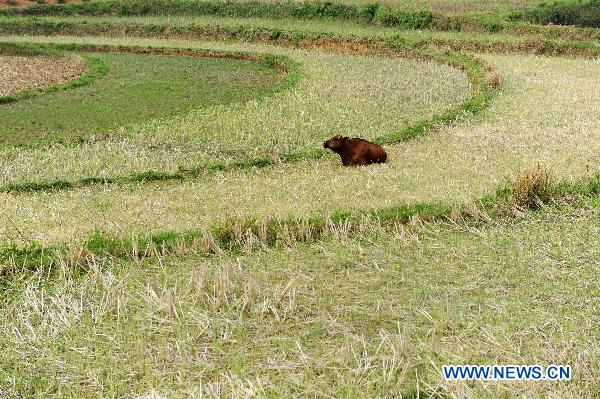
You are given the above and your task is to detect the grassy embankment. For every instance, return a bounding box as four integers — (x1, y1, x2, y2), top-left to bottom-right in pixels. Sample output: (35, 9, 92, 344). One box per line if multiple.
(1, 0, 598, 35)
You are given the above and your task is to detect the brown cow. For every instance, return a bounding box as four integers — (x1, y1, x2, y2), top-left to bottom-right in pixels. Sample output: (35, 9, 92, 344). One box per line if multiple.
(323, 135, 387, 166)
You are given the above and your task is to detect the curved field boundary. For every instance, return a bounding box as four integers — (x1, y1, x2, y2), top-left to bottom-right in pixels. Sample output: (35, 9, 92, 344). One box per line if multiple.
(0, 0, 598, 40)
(20, 40, 299, 66)
(1, 172, 599, 282)
(0, 42, 108, 104)
(0, 40, 497, 193)
(0, 41, 300, 149)
(0, 40, 299, 86)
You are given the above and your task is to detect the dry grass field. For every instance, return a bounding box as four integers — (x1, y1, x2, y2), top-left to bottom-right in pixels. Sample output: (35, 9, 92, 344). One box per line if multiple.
(0, 1, 599, 398)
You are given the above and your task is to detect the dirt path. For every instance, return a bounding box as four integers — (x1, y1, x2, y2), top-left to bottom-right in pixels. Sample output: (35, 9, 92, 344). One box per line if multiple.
(0, 54, 87, 96)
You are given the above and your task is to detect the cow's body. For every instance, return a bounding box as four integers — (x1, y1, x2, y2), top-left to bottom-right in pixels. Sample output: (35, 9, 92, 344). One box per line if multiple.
(323, 136, 387, 166)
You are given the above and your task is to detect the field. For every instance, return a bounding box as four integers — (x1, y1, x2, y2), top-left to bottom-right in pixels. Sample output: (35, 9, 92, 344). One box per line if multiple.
(2, 202, 599, 397)
(0, 0, 599, 398)
(1, 49, 283, 145)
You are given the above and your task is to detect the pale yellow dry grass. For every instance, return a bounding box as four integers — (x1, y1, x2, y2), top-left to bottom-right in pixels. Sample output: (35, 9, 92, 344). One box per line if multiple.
(0, 38, 599, 246)
(1, 204, 598, 397)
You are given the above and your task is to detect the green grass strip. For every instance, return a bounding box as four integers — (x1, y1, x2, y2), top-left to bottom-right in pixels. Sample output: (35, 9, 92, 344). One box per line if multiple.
(2, 172, 599, 280)
(0, 0, 462, 32)
(0, 42, 108, 104)
(0, 15, 597, 54)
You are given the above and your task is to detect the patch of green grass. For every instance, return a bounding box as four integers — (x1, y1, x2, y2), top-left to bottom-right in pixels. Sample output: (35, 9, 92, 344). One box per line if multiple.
(0, 0, 549, 33)
(0, 47, 283, 145)
(3, 0, 599, 44)
(2, 13, 598, 43)
(372, 5, 433, 28)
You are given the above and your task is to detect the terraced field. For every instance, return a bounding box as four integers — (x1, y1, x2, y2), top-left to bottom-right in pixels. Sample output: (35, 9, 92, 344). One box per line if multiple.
(0, 37, 471, 185)
(0, 1, 599, 398)
(1, 49, 283, 145)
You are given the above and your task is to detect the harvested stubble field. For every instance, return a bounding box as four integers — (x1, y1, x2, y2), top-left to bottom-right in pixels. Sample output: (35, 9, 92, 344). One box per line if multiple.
(0, 52, 86, 96)
(0, 1, 599, 398)
(2, 202, 599, 397)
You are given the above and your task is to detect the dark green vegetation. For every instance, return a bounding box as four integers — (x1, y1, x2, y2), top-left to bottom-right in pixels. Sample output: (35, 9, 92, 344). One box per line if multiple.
(1, 0, 600, 35)
(527, 0, 600, 28)
(0, 0, 443, 31)
(0, 44, 284, 146)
